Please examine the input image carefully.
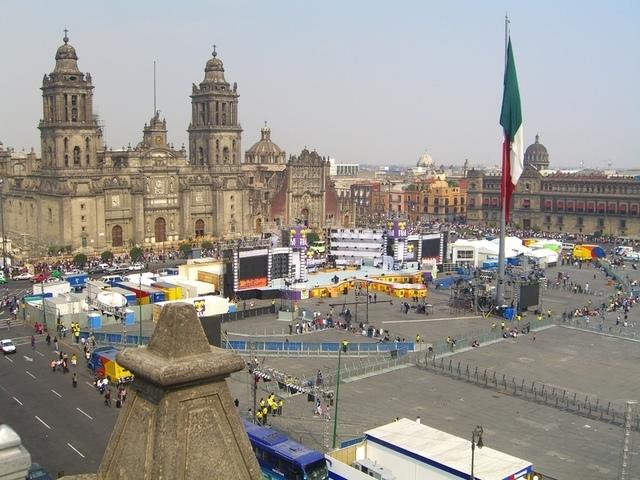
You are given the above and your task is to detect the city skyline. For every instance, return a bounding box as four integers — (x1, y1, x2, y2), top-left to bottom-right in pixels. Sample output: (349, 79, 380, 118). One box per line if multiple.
(1, 0, 638, 168)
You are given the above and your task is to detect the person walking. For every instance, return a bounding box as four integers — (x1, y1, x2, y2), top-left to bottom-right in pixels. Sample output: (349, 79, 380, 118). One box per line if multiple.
(51, 359, 56, 373)
(72, 373, 78, 388)
(45, 333, 51, 346)
(53, 336, 59, 352)
(71, 353, 77, 368)
(30, 335, 35, 349)
(104, 388, 112, 407)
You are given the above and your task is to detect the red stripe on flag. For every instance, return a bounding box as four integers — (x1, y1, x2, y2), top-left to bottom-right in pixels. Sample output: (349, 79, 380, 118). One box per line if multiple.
(500, 139, 514, 223)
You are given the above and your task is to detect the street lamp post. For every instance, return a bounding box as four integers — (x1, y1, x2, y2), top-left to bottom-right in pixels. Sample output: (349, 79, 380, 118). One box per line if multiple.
(332, 340, 349, 448)
(138, 273, 143, 345)
(0, 178, 6, 275)
(470, 425, 484, 480)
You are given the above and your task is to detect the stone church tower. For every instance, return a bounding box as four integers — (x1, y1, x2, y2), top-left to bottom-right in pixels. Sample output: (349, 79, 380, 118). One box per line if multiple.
(188, 47, 249, 236)
(39, 30, 103, 170)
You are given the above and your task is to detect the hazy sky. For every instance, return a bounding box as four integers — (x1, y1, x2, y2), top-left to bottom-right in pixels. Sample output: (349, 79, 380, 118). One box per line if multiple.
(1, 0, 638, 168)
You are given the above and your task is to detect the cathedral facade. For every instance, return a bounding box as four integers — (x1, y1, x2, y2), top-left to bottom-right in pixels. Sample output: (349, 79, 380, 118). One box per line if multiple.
(0, 35, 349, 254)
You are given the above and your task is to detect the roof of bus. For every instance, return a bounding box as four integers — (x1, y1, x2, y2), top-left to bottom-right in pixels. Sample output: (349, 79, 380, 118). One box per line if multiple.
(270, 439, 325, 465)
(243, 420, 324, 465)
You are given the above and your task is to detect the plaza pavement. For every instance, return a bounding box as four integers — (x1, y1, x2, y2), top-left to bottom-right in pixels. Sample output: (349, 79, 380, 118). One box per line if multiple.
(227, 326, 640, 479)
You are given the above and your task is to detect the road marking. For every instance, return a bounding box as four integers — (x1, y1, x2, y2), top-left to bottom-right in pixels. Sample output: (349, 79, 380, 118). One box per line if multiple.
(24, 355, 33, 362)
(76, 407, 94, 420)
(36, 351, 44, 357)
(4, 356, 13, 363)
(12, 397, 23, 406)
(25, 370, 36, 379)
(35, 416, 51, 430)
(67, 443, 85, 458)
(51, 389, 62, 398)
(85, 382, 94, 388)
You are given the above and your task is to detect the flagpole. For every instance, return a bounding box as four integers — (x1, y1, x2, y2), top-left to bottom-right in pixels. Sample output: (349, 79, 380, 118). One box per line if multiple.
(496, 14, 510, 307)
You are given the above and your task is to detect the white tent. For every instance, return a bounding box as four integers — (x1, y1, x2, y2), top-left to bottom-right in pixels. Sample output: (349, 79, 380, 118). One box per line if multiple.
(451, 239, 499, 267)
(525, 247, 558, 266)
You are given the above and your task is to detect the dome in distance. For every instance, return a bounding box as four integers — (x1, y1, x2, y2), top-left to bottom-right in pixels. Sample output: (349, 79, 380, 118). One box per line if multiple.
(524, 134, 549, 169)
(246, 124, 286, 164)
(417, 150, 434, 168)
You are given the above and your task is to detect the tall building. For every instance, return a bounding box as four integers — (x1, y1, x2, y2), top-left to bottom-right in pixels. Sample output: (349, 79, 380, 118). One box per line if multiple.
(1, 34, 251, 253)
(466, 136, 640, 237)
(0, 34, 357, 254)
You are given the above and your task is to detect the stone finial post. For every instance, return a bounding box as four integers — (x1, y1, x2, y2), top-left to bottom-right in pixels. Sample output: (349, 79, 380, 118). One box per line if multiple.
(95, 303, 261, 480)
(0, 425, 31, 480)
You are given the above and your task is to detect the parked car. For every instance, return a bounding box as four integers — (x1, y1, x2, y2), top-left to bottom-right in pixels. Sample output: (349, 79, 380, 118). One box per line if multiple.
(89, 265, 106, 274)
(624, 251, 640, 261)
(0, 276, 6, 285)
(26, 462, 53, 480)
(128, 262, 145, 271)
(12, 272, 33, 281)
(1, 339, 16, 354)
(32, 273, 49, 283)
(107, 264, 128, 274)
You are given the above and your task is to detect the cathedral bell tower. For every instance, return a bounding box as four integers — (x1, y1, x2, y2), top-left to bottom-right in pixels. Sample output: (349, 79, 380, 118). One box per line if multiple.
(39, 31, 102, 170)
(188, 46, 242, 168)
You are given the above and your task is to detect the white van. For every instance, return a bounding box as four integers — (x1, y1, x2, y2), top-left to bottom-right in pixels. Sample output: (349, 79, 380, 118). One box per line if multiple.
(100, 275, 124, 285)
(615, 246, 634, 256)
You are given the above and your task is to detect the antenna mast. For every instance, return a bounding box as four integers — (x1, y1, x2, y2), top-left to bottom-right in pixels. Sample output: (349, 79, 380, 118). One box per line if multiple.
(153, 60, 157, 116)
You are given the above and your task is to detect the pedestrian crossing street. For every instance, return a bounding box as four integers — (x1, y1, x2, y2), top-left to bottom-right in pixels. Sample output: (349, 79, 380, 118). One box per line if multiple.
(2, 335, 46, 346)
(0, 318, 25, 330)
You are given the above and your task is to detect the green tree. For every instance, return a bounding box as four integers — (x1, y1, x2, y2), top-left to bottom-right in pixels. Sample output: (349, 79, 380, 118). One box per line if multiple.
(201, 240, 214, 250)
(305, 231, 320, 244)
(130, 246, 144, 262)
(73, 253, 88, 268)
(101, 250, 114, 262)
(179, 242, 192, 257)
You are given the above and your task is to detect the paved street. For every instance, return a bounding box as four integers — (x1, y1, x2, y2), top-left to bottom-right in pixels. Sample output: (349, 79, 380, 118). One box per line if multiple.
(0, 323, 118, 476)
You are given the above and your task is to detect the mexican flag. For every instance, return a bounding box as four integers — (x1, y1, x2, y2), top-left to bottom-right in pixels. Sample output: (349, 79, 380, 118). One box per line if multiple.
(499, 37, 523, 223)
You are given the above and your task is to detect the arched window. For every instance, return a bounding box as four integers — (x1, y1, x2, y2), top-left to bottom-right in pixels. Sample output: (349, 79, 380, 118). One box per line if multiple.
(198, 147, 205, 165)
(155, 217, 166, 242)
(112, 225, 123, 247)
(73, 146, 81, 166)
(195, 219, 205, 237)
(64, 154, 69, 167)
(223, 147, 229, 163)
(216, 139, 220, 150)
(64, 137, 69, 151)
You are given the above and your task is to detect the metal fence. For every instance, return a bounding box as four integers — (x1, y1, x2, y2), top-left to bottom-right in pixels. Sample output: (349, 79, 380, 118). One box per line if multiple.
(228, 340, 414, 357)
(416, 354, 640, 431)
(217, 305, 276, 323)
(560, 316, 640, 340)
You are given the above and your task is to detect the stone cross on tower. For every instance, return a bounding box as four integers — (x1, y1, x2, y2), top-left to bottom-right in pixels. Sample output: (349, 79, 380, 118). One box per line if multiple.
(63, 303, 261, 479)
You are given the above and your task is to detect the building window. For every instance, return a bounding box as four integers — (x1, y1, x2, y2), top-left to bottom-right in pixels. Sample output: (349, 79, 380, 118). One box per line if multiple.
(598, 218, 605, 228)
(81, 226, 86, 232)
(620, 219, 626, 229)
(80, 203, 85, 210)
(81, 215, 86, 222)
(522, 199, 530, 209)
(73, 146, 81, 166)
(48, 208, 53, 223)
(587, 202, 595, 213)
(249, 177, 254, 185)
(223, 147, 229, 163)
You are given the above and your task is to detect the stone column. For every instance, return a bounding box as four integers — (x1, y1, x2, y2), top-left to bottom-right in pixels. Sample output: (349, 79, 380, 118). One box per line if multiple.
(0, 425, 31, 480)
(64, 303, 261, 479)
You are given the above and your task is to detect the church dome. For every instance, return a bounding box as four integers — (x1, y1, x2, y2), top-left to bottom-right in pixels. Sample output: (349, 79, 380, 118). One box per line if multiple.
(524, 134, 549, 169)
(417, 151, 434, 168)
(53, 31, 81, 74)
(202, 46, 227, 84)
(246, 124, 285, 164)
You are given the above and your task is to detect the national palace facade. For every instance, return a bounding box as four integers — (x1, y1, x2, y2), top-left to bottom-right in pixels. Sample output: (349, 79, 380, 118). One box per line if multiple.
(466, 135, 640, 237)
